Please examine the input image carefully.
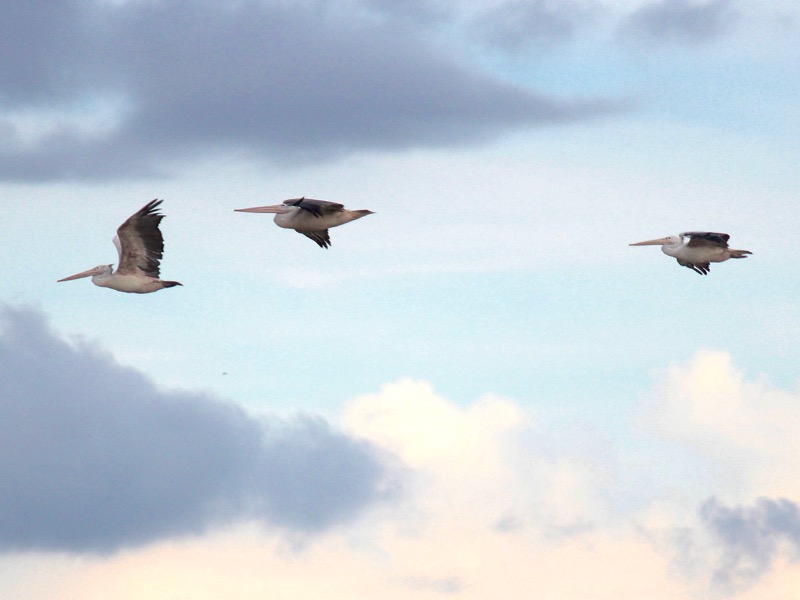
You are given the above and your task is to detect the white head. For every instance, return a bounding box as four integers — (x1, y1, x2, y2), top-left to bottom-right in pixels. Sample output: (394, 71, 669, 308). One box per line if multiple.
(57, 264, 113, 283)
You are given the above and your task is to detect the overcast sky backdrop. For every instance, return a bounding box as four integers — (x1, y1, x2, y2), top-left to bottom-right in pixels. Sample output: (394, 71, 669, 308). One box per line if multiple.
(2, 0, 800, 598)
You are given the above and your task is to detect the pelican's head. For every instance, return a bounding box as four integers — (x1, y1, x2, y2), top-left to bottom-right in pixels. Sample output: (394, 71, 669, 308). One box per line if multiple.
(234, 204, 293, 214)
(629, 235, 682, 248)
(57, 264, 113, 282)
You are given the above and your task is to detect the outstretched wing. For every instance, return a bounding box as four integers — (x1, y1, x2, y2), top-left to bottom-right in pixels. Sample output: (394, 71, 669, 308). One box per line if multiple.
(683, 232, 730, 249)
(285, 197, 344, 218)
(115, 199, 167, 277)
(299, 229, 332, 248)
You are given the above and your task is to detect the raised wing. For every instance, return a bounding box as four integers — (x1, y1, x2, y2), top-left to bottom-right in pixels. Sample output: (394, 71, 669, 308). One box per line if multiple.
(299, 229, 332, 248)
(683, 232, 730, 248)
(115, 199, 167, 277)
(285, 197, 344, 218)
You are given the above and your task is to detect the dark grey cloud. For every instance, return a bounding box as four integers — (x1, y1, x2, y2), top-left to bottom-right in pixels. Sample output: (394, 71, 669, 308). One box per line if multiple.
(0, 305, 395, 554)
(621, 0, 738, 44)
(359, 0, 452, 24)
(0, 0, 619, 182)
(0, 1, 101, 105)
(700, 496, 800, 588)
(472, 0, 597, 53)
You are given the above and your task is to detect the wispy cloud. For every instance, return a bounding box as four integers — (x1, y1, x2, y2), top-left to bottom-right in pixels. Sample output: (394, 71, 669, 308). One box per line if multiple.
(620, 0, 739, 44)
(471, 0, 597, 53)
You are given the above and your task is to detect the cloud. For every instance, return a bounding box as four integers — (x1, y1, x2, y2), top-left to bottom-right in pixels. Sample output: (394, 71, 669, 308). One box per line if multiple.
(700, 497, 800, 589)
(636, 350, 800, 594)
(621, 0, 739, 44)
(471, 0, 596, 53)
(29, 379, 693, 600)
(641, 350, 800, 499)
(343, 380, 617, 543)
(0, 0, 618, 182)
(358, 0, 452, 24)
(0, 306, 393, 554)
(7, 366, 800, 599)
(0, 1, 100, 105)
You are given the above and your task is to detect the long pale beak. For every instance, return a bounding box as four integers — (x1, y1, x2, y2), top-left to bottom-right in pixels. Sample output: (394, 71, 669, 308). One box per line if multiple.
(234, 205, 292, 214)
(57, 268, 99, 282)
(629, 237, 672, 246)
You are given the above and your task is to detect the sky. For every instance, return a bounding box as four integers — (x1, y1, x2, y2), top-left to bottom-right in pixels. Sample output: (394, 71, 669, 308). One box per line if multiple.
(1, 0, 799, 598)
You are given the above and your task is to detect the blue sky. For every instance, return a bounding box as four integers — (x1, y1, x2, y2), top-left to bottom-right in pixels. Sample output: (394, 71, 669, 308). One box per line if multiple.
(2, 1, 800, 598)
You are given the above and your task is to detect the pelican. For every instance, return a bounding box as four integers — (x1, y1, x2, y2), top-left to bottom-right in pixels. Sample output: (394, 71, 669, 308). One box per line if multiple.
(58, 199, 182, 293)
(629, 232, 752, 275)
(235, 197, 374, 248)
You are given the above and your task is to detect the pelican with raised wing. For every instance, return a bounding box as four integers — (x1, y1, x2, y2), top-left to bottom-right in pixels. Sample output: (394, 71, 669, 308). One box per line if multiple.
(629, 232, 751, 275)
(235, 197, 374, 248)
(58, 199, 182, 293)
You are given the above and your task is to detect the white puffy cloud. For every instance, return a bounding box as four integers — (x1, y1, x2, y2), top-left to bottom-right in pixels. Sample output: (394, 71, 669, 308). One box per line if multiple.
(641, 350, 800, 499)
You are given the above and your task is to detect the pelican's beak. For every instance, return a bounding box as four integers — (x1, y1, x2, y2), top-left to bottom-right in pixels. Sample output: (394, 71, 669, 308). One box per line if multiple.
(629, 237, 672, 246)
(57, 267, 100, 282)
(234, 205, 292, 214)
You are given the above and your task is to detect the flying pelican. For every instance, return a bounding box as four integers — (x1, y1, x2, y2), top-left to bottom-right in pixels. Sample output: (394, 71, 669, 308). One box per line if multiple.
(235, 197, 374, 248)
(58, 199, 182, 293)
(629, 232, 752, 275)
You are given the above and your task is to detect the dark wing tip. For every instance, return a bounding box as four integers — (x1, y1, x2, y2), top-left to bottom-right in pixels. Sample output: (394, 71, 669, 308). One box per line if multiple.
(300, 230, 331, 248)
(118, 199, 166, 235)
(677, 259, 710, 275)
(140, 198, 164, 217)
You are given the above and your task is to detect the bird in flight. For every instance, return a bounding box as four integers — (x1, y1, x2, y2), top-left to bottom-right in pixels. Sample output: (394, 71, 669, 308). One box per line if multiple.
(235, 197, 374, 248)
(58, 199, 182, 293)
(629, 231, 751, 275)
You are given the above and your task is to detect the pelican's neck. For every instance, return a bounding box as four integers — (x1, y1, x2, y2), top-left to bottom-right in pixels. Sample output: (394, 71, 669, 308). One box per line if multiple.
(661, 237, 685, 258)
(273, 208, 300, 229)
(91, 269, 115, 288)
